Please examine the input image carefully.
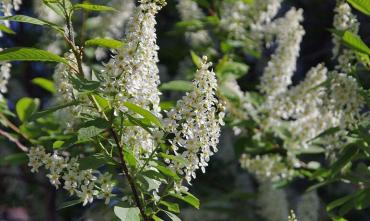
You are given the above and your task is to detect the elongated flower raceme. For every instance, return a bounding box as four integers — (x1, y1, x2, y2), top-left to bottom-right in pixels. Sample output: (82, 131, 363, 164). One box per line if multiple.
(332, 1, 359, 71)
(259, 8, 305, 99)
(27, 147, 115, 206)
(164, 56, 225, 184)
(220, 0, 250, 40)
(0, 61, 10, 100)
(250, 0, 282, 34)
(176, 0, 211, 47)
(101, 0, 165, 156)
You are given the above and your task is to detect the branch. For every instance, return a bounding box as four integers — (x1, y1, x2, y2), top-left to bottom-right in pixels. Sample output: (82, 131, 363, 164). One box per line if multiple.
(110, 128, 150, 221)
(0, 128, 28, 152)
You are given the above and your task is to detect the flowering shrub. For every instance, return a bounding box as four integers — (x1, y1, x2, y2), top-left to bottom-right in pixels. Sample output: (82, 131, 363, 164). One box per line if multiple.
(0, 0, 369, 221)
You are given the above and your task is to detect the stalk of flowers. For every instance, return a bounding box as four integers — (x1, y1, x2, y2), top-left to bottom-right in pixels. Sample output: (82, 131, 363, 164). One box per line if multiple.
(288, 211, 299, 221)
(259, 8, 305, 99)
(27, 146, 115, 206)
(250, 0, 283, 35)
(163, 56, 225, 184)
(220, 0, 250, 40)
(176, 0, 211, 47)
(332, 1, 359, 72)
(239, 154, 295, 182)
(0, 0, 22, 36)
(100, 0, 166, 158)
(0, 61, 11, 100)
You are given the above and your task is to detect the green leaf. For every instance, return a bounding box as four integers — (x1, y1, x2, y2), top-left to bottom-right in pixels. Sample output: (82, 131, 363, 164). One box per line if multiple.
(79, 154, 115, 170)
(31, 77, 56, 94)
(30, 100, 80, 121)
(330, 143, 360, 176)
(156, 164, 180, 180)
(169, 191, 200, 209)
(57, 199, 82, 210)
(141, 176, 161, 192)
(43, 0, 73, 18)
(0, 48, 67, 63)
(124, 149, 137, 168)
(341, 31, 370, 55)
(69, 76, 100, 92)
(74, 3, 116, 12)
(190, 51, 201, 68)
(85, 38, 123, 49)
(163, 211, 181, 221)
(114, 206, 140, 221)
(0, 153, 27, 166)
(216, 58, 249, 80)
(327, 194, 354, 211)
(0, 24, 15, 34)
(160, 201, 180, 213)
(152, 215, 164, 221)
(160, 80, 193, 92)
(78, 126, 105, 140)
(53, 141, 65, 149)
(347, 0, 370, 15)
(123, 102, 163, 129)
(92, 94, 111, 112)
(16, 97, 40, 122)
(159, 153, 187, 165)
(0, 15, 62, 32)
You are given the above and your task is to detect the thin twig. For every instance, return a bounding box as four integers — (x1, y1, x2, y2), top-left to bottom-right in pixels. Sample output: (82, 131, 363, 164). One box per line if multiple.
(0, 128, 28, 152)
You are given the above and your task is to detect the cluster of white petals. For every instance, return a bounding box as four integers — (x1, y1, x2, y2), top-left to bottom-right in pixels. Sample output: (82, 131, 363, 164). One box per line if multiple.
(250, 0, 283, 34)
(257, 182, 289, 221)
(332, 2, 359, 72)
(0, 0, 21, 36)
(27, 147, 115, 206)
(163, 56, 225, 184)
(240, 154, 294, 182)
(100, 0, 165, 156)
(220, 1, 250, 40)
(259, 8, 305, 98)
(297, 191, 320, 221)
(288, 211, 299, 221)
(0, 61, 11, 100)
(176, 0, 211, 46)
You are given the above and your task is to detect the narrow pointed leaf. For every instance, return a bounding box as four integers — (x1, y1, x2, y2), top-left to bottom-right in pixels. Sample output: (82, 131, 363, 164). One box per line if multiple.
(0, 48, 67, 63)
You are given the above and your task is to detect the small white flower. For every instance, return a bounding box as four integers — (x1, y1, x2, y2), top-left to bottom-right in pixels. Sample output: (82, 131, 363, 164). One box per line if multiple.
(78, 183, 98, 206)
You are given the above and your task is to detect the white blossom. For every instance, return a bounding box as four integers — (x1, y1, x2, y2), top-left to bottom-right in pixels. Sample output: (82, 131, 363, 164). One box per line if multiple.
(26, 146, 115, 206)
(220, 1, 250, 40)
(259, 8, 305, 98)
(164, 56, 225, 183)
(288, 210, 299, 221)
(100, 0, 165, 156)
(240, 154, 294, 182)
(250, 0, 283, 34)
(0, 62, 11, 100)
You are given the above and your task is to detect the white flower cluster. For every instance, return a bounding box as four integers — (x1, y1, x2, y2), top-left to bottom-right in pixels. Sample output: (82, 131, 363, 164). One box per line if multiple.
(27, 147, 115, 206)
(164, 56, 225, 184)
(257, 182, 289, 221)
(259, 8, 305, 98)
(250, 0, 283, 34)
(240, 154, 294, 182)
(220, 1, 250, 40)
(0, 61, 11, 100)
(176, 0, 211, 46)
(332, 2, 359, 72)
(0, 0, 21, 36)
(327, 72, 365, 129)
(0, 0, 21, 16)
(288, 210, 298, 221)
(297, 191, 320, 221)
(100, 0, 165, 156)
